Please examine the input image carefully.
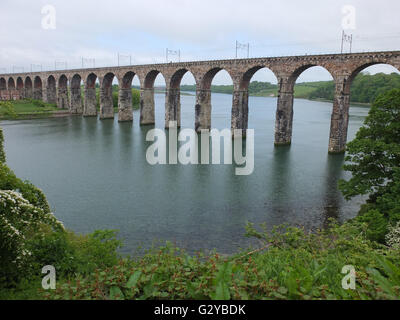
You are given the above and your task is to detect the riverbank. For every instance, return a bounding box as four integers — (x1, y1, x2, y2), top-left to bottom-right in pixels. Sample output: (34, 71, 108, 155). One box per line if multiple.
(0, 99, 140, 121)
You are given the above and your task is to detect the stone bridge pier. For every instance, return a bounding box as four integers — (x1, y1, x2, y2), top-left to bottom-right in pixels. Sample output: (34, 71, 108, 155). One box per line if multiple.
(24, 78, 33, 99)
(69, 75, 83, 114)
(99, 74, 114, 119)
(231, 89, 249, 137)
(45, 76, 57, 104)
(195, 89, 212, 132)
(165, 88, 181, 128)
(84, 74, 97, 117)
(118, 88, 133, 121)
(328, 77, 351, 153)
(33, 78, 42, 100)
(57, 76, 69, 109)
(117, 72, 134, 122)
(274, 76, 294, 145)
(140, 88, 155, 125)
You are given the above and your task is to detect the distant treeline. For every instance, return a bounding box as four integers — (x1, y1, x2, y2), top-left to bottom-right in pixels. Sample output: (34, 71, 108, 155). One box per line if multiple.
(180, 72, 400, 104)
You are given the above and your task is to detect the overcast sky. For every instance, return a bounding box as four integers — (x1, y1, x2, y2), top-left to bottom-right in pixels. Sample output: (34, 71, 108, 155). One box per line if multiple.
(0, 0, 399, 85)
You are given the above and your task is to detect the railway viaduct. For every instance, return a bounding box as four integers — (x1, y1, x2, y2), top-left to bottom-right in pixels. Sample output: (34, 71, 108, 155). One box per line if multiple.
(1, 50, 400, 153)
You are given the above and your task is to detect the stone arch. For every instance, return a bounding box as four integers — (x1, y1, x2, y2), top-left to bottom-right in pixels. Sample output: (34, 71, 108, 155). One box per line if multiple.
(0, 77, 6, 90)
(33, 76, 43, 100)
(169, 68, 197, 89)
(99, 72, 115, 119)
(16, 77, 24, 99)
(24, 77, 33, 99)
(84, 73, 98, 116)
(0, 77, 7, 100)
(238, 65, 279, 90)
(140, 70, 166, 125)
(326, 61, 400, 153)
(70, 74, 83, 114)
(344, 62, 400, 94)
(8, 77, 15, 90)
(274, 64, 335, 147)
(46, 75, 57, 104)
(200, 67, 234, 90)
(164, 68, 198, 128)
(144, 70, 165, 89)
(196, 67, 234, 132)
(57, 74, 69, 109)
(288, 64, 335, 87)
(234, 66, 280, 134)
(117, 71, 137, 122)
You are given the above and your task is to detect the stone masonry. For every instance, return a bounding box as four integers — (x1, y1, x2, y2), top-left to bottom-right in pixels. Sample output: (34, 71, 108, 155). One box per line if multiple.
(1, 51, 399, 153)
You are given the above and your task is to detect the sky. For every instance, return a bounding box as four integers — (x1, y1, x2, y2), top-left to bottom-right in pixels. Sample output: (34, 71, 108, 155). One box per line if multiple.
(0, 0, 399, 85)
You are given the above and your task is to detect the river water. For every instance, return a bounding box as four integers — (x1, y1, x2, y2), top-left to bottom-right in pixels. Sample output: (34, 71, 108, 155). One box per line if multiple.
(1, 93, 368, 254)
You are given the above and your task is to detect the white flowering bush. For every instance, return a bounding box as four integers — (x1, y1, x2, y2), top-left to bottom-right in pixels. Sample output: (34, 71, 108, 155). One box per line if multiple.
(386, 222, 400, 249)
(0, 190, 63, 285)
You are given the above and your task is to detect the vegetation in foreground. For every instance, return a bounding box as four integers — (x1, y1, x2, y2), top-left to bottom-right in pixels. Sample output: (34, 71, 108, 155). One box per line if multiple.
(1, 89, 400, 300)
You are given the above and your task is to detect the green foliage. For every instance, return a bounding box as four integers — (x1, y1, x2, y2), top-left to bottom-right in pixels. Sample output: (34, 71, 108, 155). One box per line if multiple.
(0, 101, 17, 119)
(39, 222, 400, 300)
(308, 81, 335, 101)
(27, 228, 122, 279)
(94, 87, 140, 111)
(0, 162, 50, 212)
(357, 209, 388, 243)
(0, 127, 5, 163)
(0, 190, 63, 286)
(0, 100, 58, 120)
(25, 99, 47, 108)
(339, 89, 400, 242)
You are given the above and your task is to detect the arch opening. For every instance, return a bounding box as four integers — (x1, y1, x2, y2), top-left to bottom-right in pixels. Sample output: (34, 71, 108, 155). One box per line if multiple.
(0, 78, 7, 100)
(33, 76, 43, 100)
(16, 77, 24, 99)
(117, 71, 138, 122)
(8, 78, 15, 90)
(57, 75, 69, 109)
(99, 72, 116, 119)
(197, 68, 233, 132)
(242, 67, 279, 138)
(24, 77, 33, 99)
(70, 74, 83, 114)
(84, 73, 98, 117)
(345, 63, 400, 98)
(46, 75, 57, 104)
(166, 69, 196, 128)
(141, 71, 166, 126)
(292, 66, 334, 148)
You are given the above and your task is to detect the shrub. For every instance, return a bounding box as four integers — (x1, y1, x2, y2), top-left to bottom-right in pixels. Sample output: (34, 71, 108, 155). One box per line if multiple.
(0, 101, 17, 119)
(0, 162, 50, 212)
(42, 222, 400, 300)
(0, 190, 64, 286)
(386, 222, 400, 249)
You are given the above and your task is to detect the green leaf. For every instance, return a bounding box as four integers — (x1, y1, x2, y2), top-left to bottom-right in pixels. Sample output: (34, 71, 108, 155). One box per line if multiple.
(109, 286, 124, 300)
(211, 262, 232, 300)
(126, 271, 142, 288)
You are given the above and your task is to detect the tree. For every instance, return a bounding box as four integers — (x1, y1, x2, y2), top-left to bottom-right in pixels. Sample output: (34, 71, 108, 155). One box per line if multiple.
(339, 89, 400, 242)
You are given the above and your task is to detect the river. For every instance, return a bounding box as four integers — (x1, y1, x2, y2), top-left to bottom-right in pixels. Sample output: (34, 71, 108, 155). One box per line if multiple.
(0, 93, 368, 254)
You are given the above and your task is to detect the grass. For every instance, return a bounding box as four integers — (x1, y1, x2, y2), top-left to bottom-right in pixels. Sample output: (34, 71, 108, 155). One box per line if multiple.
(0, 100, 60, 120)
